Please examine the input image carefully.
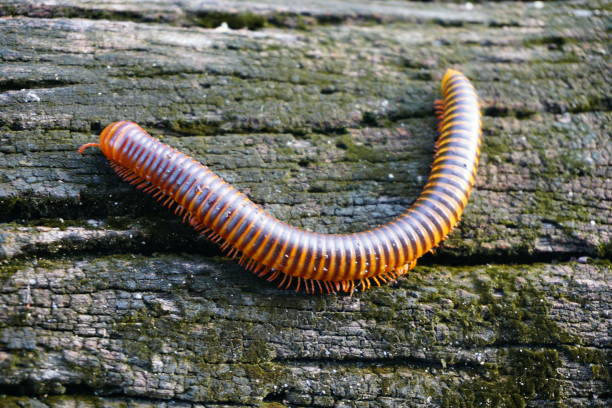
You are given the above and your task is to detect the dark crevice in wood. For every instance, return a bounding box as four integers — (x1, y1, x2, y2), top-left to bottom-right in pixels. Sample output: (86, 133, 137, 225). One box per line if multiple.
(484, 105, 536, 119)
(0, 4, 490, 30)
(417, 251, 597, 268)
(0, 242, 602, 271)
(0, 5, 156, 25)
(0, 381, 117, 399)
(0, 79, 78, 93)
(0, 382, 258, 406)
(262, 389, 288, 403)
(271, 355, 482, 371)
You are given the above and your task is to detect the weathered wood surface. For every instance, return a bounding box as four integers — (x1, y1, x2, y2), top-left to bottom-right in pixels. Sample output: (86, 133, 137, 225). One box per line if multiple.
(0, 0, 609, 407)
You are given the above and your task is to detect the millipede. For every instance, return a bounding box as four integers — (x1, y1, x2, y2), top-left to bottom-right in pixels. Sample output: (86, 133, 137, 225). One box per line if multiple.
(79, 69, 482, 294)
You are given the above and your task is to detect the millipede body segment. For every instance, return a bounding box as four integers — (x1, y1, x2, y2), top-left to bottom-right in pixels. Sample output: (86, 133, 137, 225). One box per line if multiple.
(79, 69, 482, 294)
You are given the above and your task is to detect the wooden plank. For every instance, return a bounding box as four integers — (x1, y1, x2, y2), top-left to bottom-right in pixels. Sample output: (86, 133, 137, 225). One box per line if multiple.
(0, 1, 609, 406)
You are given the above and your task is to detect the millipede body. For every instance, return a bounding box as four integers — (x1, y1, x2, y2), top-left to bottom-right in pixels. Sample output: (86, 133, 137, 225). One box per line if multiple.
(79, 69, 482, 294)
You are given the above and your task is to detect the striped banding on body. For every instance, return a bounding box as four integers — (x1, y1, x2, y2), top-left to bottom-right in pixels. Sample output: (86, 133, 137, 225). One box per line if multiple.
(79, 69, 482, 294)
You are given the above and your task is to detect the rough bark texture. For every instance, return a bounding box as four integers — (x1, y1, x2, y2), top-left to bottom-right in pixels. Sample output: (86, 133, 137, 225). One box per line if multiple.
(0, 1, 610, 407)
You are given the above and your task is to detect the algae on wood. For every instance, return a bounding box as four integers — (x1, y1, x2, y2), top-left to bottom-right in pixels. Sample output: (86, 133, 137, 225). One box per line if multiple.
(0, 1, 610, 407)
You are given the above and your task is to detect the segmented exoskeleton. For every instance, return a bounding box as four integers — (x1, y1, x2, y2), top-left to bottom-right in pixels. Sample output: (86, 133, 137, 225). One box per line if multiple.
(79, 69, 482, 294)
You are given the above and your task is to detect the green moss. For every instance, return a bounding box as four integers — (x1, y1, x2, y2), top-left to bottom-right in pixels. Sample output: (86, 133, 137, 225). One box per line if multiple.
(275, 146, 295, 157)
(589, 258, 611, 268)
(65, 7, 142, 23)
(507, 348, 563, 400)
(0, 308, 34, 330)
(379, 263, 581, 352)
(596, 241, 612, 258)
(26, 218, 92, 230)
(336, 134, 384, 162)
(0, 350, 41, 379)
(112, 306, 165, 365)
(563, 345, 608, 364)
(0, 195, 49, 221)
(424, 263, 609, 406)
(191, 11, 267, 30)
(541, 150, 595, 179)
(44, 395, 105, 407)
(168, 119, 222, 136)
(525, 191, 591, 239)
(259, 403, 289, 408)
(0, 4, 151, 24)
(244, 339, 275, 364)
(523, 35, 575, 48)
(0, 396, 40, 408)
(110, 284, 290, 402)
(476, 266, 576, 345)
(0, 260, 25, 285)
(267, 13, 315, 31)
(564, 346, 611, 383)
(591, 364, 610, 382)
(103, 215, 135, 230)
(481, 134, 509, 160)
(443, 348, 563, 407)
(63, 359, 108, 390)
(113, 298, 276, 368)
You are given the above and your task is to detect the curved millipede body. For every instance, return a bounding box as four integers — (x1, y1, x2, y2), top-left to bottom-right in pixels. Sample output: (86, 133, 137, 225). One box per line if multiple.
(79, 69, 482, 294)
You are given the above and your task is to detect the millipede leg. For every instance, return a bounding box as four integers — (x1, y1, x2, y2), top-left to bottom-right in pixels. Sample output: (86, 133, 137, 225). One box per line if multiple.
(283, 275, 293, 289)
(295, 277, 302, 292)
(268, 270, 280, 281)
(434, 99, 445, 120)
(277, 273, 289, 288)
(315, 280, 323, 294)
(433, 99, 446, 145)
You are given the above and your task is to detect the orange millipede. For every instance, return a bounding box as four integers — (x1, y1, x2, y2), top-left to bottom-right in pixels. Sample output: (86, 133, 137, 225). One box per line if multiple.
(79, 69, 482, 294)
